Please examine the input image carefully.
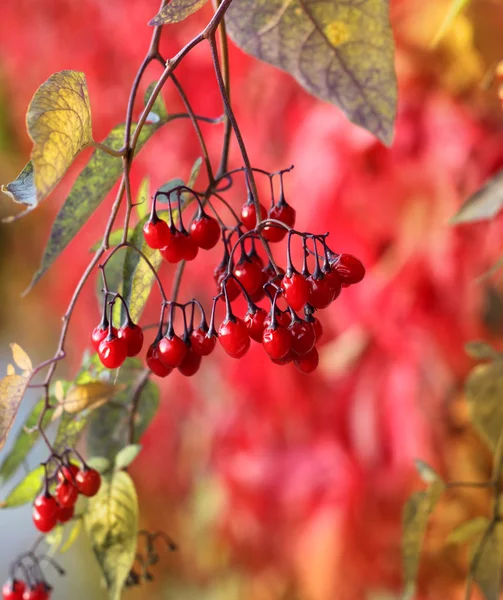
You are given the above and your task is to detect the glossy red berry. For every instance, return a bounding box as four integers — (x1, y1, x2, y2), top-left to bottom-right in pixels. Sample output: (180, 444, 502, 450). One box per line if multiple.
(55, 481, 78, 508)
(57, 504, 75, 524)
(143, 217, 171, 249)
(294, 346, 319, 373)
(181, 234, 199, 261)
(190, 214, 220, 249)
(91, 324, 117, 353)
(334, 254, 366, 285)
(244, 308, 267, 343)
(264, 310, 291, 330)
(262, 324, 291, 359)
(271, 350, 295, 366)
(3, 580, 26, 600)
(58, 463, 79, 484)
(33, 507, 57, 533)
(323, 267, 343, 295)
(146, 343, 173, 378)
(218, 318, 250, 358)
(190, 327, 216, 356)
(76, 468, 101, 497)
(240, 201, 267, 231)
(263, 202, 296, 242)
(158, 335, 187, 368)
(289, 320, 316, 355)
(311, 317, 323, 341)
(33, 493, 59, 520)
(160, 230, 187, 263)
(22, 583, 50, 600)
(234, 260, 263, 296)
(215, 271, 240, 301)
(281, 272, 310, 311)
(177, 348, 202, 377)
(118, 322, 144, 357)
(98, 334, 128, 369)
(308, 275, 335, 309)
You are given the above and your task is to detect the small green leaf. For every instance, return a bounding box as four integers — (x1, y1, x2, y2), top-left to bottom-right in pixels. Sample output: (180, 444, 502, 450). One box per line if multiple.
(136, 176, 150, 220)
(85, 470, 139, 600)
(144, 83, 168, 121)
(90, 229, 126, 252)
(114, 444, 142, 470)
(470, 523, 503, 600)
(226, 0, 397, 144)
(188, 157, 203, 189)
(402, 480, 445, 599)
(149, 0, 208, 25)
(157, 178, 186, 205)
(1, 162, 36, 222)
(86, 457, 112, 474)
(46, 524, 65, 556)
(447, 517, 490, 545)
(0, 398, 54, 484)
(432, 0, 471, 47)
(60, 518, 83, 553)
(53, 411, 89, 456)
(414, 460, 441, 484)
(451, 171, 503, 225)
(465, 341, 501, 361)
(1, 465, 44, 508)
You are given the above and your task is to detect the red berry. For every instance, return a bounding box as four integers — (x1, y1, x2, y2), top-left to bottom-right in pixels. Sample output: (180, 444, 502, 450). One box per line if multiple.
(146, 343, 173, 378)
(240, 201, 267, 231)
(57, 504, 75, 523)
(323, 268, 343, 296)
(98, 334, 128, 369)
(3, 580, 26, 600)
(289, 320, 316, 355)
(311, 317, 323, 341)
(234, 260, 263, 296)
(308, 275, 335, 309)
(158, 335, 187, 368)
(33, 507, 57, 533)
(264, 310, 291, 330)
(160, 230, 186, 263)
(294, 346, 319, 373)
(33, 493, 59, 520)
(263, 202, 296, 242)
(190, 327, 216, 356)
(55, 481, 78, 508)
(177, 348, 202, 377)
(334, 254, 366, 285)
(91, 324, 117, 353)
(271, 350, 295, 366)
(181, 234, 199, 261)
(281, 272, 310, 311)
(262, 324, 291, 359)
(217, 274, 240, 301)
(22, 583, 49, 600)
(218, 318, 250, 358)
(58, 463, 79, 484)
(76, 468, 101, 497)
(190, 215, 221, 249)
(118, 322, 144, 357)
(244, 308, 267, 343)
(143, 218, 171, 249)
(263, 262, 284, 284)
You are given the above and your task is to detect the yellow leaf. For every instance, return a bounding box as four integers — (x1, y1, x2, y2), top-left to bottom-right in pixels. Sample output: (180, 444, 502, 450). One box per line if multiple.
(6, 365, 15, 376)
(0, 374, 30, 450)
(10, 343, 33, 373)
(470, 523, 503, 600)
(61, 381, 124, 414)
(27, 70, 93, 201)
(149, 0, 208, 25)
(447, 517, 490, 545)
(54, 380, 65, 404)
(431, 0, 471, 47)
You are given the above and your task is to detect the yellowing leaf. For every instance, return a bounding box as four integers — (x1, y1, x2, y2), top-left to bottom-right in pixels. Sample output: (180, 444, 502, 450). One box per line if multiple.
(226, 0, 397, 144)
(402, 480, 445, 599)
(149, 0, 208, 25)
(136, 176, 150, 221)
(447, 517, 490, 545)
(431, 0, 471, 47)
(414, 460, 441, 484)
(451, 171, 503, 225)
(54, 380, 65, 404)
(85, 471, 139, 600)
(10, 343, 33, 373)
(470, 523, 503, 600)
(60, 518, 83, 553)
(0, 373, 30, 450)
(6, 365, 15, 376)
(59, 381, 124, 414)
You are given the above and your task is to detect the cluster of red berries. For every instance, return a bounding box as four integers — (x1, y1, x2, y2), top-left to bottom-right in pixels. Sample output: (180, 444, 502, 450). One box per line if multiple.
(3, 579, 51, 600)
(2, 553, 64, 600)
(32, 463, 101, 534)
(92, 177, 365, 376)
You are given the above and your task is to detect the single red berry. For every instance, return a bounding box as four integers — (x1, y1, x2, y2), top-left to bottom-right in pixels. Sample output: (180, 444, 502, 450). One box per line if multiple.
(263, 262, 284, 284)
(216, 273, 241, 301)
(33, 493, 59, 520)
(281, 272, 310, 311)
(234, 260, 263, 296)
(244, 308, 267, 343)
(55, 481, 78, 508)
(22, 583, 50, 600)
(308, 275, 335, 309)
(334, 254, 366, 285)
(289, 320, 316, 355)
(311, 317, 323, 341)
(58, 463, 79, 484)
(143, 217, 171, 249)
(262, 324, 291, 359)
(218, 318, 250, 358)
(271, 350, 295, 366)
(190, 215, 221, 250)
(76, 468, 101, 497)
(160, 230, 186, 263)
(240, 201, 267, 231)
(98, 334, 128, 369)
(190, 327, 216, 356)
(118, 322, 144, 357)
(91, 323, 118, 353)
(177, 348, 202, 377)
(294, 346, 319, 373)
(181, 233, 199, 261)
(3, 580, 26, 600)
(158, 335, 187, 368)
(248, 251, 264, 270)
(323, 268, 343, 298)
(33, 506, 57, 533)
(146, 343, 173, 378)
(57, 504, 75, 524)
(263, 202, 296, 242)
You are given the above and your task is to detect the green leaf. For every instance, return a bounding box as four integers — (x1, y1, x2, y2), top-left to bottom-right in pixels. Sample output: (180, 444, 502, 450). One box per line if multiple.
(414, 460, 441, 484)
(86, 457, 112, 474)
(0, 398, 55, 484)
(136, 176, 150, 221)
(432, 0, 471, 46)
(60, 518, 83, 553)
(465, 341, 501, 361)
(90, 229, 126, 252)
(465, 360, 503, 452)
(188, 157, 203, 189)
(226, 0, 397, 145)
(114, 444, 142, 470)
(470, 523, 503, 600)
(447, 516, 490, 545)
(451, 171, 503, 225)
(158, 178, 186, 204)
(144, 83, 168, 121)
(46, 524, 65, 556)
(0, 465, 44, 508)
(27, 110, 168, 293)
(148, 0, 209, 25)
(402, 480, 445, 599)
(85, 470, 139, 600)
(53, 411, 89, 456)
(0, 162, 36, 223)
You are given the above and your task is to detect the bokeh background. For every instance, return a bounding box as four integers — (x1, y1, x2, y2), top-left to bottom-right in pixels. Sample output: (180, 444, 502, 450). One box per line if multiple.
(1, 0, 503, 599)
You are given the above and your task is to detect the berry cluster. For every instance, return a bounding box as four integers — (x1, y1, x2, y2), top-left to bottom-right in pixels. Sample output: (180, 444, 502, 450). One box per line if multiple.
(32, 461, 101, 534)
(2, 554, 64, 600)
(92, 171, 366, 377)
